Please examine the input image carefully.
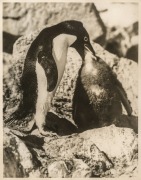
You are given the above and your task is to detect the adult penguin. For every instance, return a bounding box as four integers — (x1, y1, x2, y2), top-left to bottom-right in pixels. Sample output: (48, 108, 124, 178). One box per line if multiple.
(5, 20, 95, 136)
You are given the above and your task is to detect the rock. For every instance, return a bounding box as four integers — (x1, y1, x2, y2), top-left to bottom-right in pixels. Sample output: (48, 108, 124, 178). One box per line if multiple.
(4, 128, 54, 178)
(95, 3, 138, 28)
(3, 125, 138, 178)
(3, 52, 20, 117)
(43, 125, 137, 178)
(3, 128, 38, 177)
(72, 159, 92, 177)
(95, 2, 138, 61)
(105, 24, 138, 61)
(125, 22, 138, 62)
(3, 3, 105, 44)
(80, 125, 137, 164)
(48, 160, 69, 178)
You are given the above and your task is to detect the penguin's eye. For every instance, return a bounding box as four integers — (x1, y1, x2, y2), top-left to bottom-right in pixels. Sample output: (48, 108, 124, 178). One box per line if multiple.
(84, 36, 88, 42)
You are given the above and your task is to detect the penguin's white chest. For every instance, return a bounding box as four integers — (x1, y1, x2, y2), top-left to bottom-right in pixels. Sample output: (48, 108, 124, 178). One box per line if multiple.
(52, 44, 68, 91)
(35, 60, 53, 128)
(36, 60, 48, 95)
(84, 49, 98, 76)
(52, 34, 77, 92)
(34, 34, 77, 133)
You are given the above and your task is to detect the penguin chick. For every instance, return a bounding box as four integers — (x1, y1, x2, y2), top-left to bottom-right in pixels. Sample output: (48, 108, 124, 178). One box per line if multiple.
(74, 43, 132, 128)
(6, 21, 95, 136)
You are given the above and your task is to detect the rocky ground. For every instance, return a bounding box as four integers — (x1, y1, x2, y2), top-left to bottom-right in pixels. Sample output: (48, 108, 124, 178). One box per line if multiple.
(4, 125, 137, 178)
(3, 2, 138, 178)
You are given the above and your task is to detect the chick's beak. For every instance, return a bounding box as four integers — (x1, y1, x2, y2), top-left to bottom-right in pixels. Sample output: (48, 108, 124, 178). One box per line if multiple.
(71, 41, 96, 61)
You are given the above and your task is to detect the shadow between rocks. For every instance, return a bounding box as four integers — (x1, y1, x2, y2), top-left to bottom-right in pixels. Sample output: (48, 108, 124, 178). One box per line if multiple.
(3, 31, 21, 54)
(117, 114, 138, 134)
(44, 112, 138, 136)
(45, 112, 78, 136)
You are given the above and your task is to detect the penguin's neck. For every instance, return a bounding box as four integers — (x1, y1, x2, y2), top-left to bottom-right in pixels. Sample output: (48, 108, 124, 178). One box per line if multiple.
(84, 49, 97, 64)
(52, 34, 77, 92)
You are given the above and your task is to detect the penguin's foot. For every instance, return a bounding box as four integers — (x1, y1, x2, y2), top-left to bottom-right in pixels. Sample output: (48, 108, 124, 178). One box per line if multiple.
(38, 127, 58, 137)
(34, 112, 58, 137)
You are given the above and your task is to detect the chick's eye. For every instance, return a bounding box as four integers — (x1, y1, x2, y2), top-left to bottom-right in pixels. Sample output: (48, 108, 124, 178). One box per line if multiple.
(84, 36, 88, 42)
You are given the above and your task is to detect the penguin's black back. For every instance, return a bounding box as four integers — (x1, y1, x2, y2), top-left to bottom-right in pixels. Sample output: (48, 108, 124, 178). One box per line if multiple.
(16, 27, 59, 118)
(14, 20, 85, 119)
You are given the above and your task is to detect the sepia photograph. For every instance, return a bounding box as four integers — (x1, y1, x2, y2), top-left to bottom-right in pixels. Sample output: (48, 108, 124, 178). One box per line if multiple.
(2, 1, 139, 178)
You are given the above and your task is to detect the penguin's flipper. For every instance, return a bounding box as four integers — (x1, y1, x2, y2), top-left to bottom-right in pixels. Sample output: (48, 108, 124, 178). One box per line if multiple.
(115, 81, 132, 116)
(38, 50, 58, 92)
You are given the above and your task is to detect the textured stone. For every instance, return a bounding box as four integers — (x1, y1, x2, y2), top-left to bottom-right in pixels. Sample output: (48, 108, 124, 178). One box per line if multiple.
(48, 160, 69, 178)
(95, 3, 138, 61)
(3, 2, 105, 43)
(80, 125, 137, 164)
(42, 125, 137, 178)
(3, 128, 35, 177)
(72, 159, 92, 178)
(3, 125, 138, 178)
(95, 3, 138, 28)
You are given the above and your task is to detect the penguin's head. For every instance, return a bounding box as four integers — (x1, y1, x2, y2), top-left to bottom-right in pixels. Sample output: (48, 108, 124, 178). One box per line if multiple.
(53, 20, 96, 61)
(64, 21, 96, 60)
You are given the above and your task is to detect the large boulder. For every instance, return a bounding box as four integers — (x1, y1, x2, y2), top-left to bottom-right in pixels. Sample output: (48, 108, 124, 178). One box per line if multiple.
(3, 3, 105, 44)
(95, 2, 138, 61)
(4, 125, 138, 178)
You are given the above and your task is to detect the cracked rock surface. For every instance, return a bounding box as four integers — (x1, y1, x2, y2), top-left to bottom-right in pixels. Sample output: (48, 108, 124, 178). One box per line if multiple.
(3, 3, 105, 43)
(4, 125, 137, 178)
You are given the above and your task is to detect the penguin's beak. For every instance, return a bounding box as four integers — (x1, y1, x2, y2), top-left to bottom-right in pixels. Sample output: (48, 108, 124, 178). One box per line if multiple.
(84, 42, 96, 57)
(71, 41, 96, 61)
